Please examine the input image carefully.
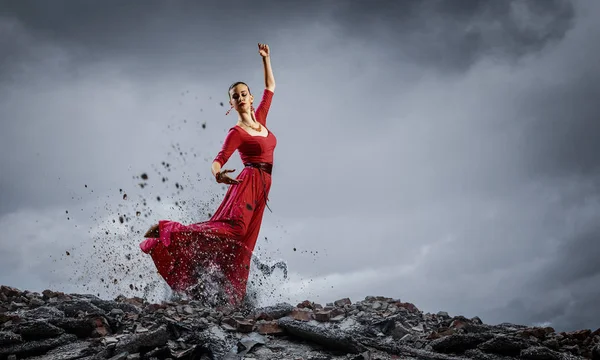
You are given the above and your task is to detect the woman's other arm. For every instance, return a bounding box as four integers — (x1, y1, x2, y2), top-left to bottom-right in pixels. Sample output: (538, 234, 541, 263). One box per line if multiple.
(212, 129, 243, 185)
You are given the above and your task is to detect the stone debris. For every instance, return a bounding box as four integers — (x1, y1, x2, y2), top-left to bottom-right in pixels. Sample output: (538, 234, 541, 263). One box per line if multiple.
(1, 285, 599, 359)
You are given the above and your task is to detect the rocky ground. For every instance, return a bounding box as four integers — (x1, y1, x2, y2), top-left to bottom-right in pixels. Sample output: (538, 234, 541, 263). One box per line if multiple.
(1, 285, 599, 360)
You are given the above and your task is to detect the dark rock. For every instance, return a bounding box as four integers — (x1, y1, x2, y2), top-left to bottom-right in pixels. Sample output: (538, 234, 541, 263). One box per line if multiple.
(53, 300, 105, 317)
(42, 289, 69, 301)
(543, 338, 560, 350)
(28, 298, 45, 308)
(113, 325, 169, 354)
(17, 320, 65, 339)
(0, 333, 77, 358)
(0, 314, 15, 326)
(521, 328, 552, 341)
(520, 346, 562, 360)
(278, 316, 365, 354)
(350, 351, 372, 360)
(562, 344, 581, 355)
(90, 316, 111, 338)
(462, 323, 494, 334)
(358, 336, 468, 360)
(253, 303, 294, 320)
(478, 335, 530, 356)
(0, 286, 20, 299)
(0, 331, 22, 346)
(89, 299, 141, 315)
(429, 333, 493, 354)
(370, 317, 396, 336)
(110, 309, 124, 317)
(564, 329, 592, 342)
(396, 302, 420, 313)
(297, 300, 315, 309)
(107, 352, 129, 360)
(49, 316, 105, 338)
(334, 298, 352, 307)
(463, 348, 514, 360)
(391, 322, 411, 340)
(191, 325, 231, 359)
(592, 343, 600, 360)
(23, 306, 66, 319)
(236, 333, 266, 356)
(25, 341, 95, 360)
(472, 316, 484, 325)
(314, 310, 331, 322)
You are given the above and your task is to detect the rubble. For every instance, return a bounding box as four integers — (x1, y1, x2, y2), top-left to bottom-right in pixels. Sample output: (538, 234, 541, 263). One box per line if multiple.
(1, 285, 599, 359)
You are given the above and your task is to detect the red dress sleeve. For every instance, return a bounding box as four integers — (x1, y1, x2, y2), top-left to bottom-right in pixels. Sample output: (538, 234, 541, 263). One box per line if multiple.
(254, 89, 274, 126)
(213, 127, 242, 166)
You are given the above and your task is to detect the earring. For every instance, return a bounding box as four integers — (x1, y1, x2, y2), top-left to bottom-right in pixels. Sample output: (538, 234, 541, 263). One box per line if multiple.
(225, 105, 233, 115)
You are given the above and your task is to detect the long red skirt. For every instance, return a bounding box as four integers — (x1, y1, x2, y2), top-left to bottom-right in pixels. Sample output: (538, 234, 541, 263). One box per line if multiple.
(139, 166, 271, 305)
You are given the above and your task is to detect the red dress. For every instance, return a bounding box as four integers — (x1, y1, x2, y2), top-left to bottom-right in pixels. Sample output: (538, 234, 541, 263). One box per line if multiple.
(139, 89, 276, 305)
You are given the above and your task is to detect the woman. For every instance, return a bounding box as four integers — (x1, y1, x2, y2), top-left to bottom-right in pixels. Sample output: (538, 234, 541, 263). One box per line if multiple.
(139, 43, 277, 306)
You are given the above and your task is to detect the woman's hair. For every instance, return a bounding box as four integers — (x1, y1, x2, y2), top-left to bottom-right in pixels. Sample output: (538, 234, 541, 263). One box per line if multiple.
(228, 81, 251, 99)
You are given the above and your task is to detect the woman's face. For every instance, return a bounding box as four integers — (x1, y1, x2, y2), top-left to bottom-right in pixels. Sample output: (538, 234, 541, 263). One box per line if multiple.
(229, 84, 253, 113)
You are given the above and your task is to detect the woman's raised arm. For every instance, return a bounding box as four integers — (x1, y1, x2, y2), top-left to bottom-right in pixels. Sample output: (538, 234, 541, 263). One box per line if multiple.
(258, 43, 276, 92)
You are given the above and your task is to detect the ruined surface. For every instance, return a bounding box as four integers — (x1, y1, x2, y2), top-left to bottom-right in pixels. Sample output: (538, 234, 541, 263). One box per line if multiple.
(1, 285, 599, 359)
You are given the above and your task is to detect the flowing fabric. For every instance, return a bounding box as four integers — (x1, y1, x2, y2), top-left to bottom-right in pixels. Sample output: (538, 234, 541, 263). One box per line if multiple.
(139, 89, 276, 305)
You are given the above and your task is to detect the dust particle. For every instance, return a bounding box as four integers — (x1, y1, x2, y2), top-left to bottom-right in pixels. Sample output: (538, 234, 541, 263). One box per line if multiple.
(141, 173, 148, 180)
(66, 251, 70, 256)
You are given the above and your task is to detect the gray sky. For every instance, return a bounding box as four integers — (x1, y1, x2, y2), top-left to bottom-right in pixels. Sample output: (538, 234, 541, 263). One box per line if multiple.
(1, 0, 599, 332)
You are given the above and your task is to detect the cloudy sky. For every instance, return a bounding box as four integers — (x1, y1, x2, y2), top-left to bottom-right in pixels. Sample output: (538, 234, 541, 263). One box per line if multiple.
(1, 0, 599, 332)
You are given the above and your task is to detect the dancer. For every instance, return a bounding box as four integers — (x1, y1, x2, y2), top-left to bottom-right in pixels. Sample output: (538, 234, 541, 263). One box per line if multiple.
(139, 43, 277, 306)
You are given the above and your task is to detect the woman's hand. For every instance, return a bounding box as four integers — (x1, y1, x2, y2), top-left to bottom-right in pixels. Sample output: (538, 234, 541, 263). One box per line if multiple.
(258, 43, 270, 58)
(216, 169, 241, 185)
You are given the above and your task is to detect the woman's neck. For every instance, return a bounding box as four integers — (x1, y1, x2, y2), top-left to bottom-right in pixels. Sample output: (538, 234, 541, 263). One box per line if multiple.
(237, 111, 257, 126)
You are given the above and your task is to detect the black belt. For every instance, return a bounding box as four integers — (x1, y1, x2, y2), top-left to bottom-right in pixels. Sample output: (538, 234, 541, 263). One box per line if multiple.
(244, 162, 272, 175)
(244, 162, 273, 212)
